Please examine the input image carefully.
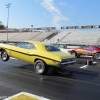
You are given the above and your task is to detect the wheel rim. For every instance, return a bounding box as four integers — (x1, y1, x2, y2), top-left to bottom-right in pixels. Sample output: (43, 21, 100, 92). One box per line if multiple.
(71, 52, 76, 56)
(2, 52, 7, 60)
(95, 53, 100, 59)
(35, 62, 44, 73)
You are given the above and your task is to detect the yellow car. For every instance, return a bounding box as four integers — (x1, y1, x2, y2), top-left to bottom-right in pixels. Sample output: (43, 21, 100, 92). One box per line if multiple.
(0, 41, 76, 74)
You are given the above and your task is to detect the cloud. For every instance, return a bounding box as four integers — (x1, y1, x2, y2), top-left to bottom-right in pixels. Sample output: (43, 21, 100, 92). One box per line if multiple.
(40, 0, 70, 28)
(58, 2, 67, 6)
(41, 0, 60, 14)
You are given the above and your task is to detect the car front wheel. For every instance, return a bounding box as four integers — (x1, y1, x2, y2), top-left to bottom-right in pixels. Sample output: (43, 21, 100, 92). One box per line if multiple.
(34, 60, 49, 75)
(1, 50, 10, 61)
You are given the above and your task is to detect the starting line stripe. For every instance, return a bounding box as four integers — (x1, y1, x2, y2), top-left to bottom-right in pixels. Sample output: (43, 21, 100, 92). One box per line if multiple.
(4, 92, 50, 100)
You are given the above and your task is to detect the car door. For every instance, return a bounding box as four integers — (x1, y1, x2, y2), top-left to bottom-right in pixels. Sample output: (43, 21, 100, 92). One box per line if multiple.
(85, 46, 93, 55)
(81, 46, 92, 55)
(75, 46, 87, 54)
(10, 42, 36, 63)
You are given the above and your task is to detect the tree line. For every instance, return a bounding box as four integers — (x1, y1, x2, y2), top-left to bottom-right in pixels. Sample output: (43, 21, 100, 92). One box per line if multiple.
(0, 25, 5, 29)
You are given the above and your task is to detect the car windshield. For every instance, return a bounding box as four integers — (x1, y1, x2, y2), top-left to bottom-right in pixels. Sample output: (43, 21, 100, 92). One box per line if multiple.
(45, 45, 60, 51)
(81, 46, 89, 49)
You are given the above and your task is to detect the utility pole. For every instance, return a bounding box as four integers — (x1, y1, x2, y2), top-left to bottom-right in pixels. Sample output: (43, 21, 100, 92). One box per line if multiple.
(6, 3, 11, 43)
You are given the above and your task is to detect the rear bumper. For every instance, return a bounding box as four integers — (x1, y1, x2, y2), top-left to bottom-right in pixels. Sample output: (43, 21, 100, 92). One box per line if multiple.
(60, 60, 76, 67)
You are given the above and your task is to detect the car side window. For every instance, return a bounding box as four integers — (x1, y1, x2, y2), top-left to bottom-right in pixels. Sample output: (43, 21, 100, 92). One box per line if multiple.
(89, 46, 93, 50)
(17, 42, 36, 49)
(17, 42, 26, 48)
(26, 43, 36, 49)
(81, 46, 89, 49)
(45, 45, 60, 51)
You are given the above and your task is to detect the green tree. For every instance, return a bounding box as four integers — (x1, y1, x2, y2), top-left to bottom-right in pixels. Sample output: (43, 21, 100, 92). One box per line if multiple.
(0, 25, 5, 29)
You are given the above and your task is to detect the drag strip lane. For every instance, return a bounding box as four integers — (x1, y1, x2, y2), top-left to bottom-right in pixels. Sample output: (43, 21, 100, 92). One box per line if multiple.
(0, 64, 100, 88)
(0, 59, 100, 86)
(0, 64, 100, 100)
(0, 59, 100, 100)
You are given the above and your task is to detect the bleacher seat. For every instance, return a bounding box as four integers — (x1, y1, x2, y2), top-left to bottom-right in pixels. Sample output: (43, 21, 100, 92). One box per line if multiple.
(48, 30, 100, 45)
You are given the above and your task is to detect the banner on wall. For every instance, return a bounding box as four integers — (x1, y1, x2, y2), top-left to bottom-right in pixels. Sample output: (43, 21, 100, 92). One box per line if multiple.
(20, 27, 56, 30)
(61, 25, 100, 29)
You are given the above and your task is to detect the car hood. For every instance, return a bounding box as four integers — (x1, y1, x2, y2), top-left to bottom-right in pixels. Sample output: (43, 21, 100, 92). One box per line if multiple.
(49, 51, 75, 59)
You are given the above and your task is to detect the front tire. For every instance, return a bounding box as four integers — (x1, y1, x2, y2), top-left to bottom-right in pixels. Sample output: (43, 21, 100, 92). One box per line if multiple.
(1, 50, 10, 61)
(34, 60, 49, 75)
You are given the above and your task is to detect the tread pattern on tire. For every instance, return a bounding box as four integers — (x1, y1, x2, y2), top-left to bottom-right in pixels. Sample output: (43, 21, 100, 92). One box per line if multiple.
(34, 60, 48, 75)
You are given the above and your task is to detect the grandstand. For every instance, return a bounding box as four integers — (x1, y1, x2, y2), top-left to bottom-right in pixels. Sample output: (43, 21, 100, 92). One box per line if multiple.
(47, 26, 100, 45)
(0, 32, 21, 41)
(29, 32, 53, 41)
(0, 25, 100, 46)
(58, 30, 100, 45)
(0, 32, 54, 42)
(48, 30, 100, 45)
(47, 32, 70, 44)
(9, 32, 41, 41)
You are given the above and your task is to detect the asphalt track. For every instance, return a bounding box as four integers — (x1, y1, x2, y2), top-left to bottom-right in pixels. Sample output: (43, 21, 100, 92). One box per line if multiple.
(0, 57, 100, 100)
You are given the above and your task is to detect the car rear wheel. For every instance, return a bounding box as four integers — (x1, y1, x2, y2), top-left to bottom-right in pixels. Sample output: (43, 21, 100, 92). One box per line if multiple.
(94, 53, 100, 59)
(34, 60, 49, 75)
(70, 51, 80, 58)
(1, 50, 10, 61)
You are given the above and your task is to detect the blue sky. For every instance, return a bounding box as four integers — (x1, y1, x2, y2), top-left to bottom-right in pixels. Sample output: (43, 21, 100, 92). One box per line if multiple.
(0, 0, 100, 29)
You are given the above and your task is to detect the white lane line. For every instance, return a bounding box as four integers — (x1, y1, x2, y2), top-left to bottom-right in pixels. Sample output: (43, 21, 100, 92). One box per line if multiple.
(81, 56, 92, 58)
(80, 61, 97, 69)
(93, 62, 97, 64)
(80, 65, 88, 69)
(4, 92, 50, 100)
(10, 57, 17, 60)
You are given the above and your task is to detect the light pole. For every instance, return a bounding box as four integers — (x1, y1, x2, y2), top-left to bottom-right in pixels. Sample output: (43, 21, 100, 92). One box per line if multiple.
(6, 3, 11, 43)
(31, 25, 33, 32)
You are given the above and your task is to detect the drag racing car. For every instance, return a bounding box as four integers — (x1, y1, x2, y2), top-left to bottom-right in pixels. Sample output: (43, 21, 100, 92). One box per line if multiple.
(68, 45, 100, 59)
(0, 41, 76, 75)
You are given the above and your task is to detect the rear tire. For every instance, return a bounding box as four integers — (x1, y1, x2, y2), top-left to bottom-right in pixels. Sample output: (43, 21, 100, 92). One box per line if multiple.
(94, 53, 100, 59)
(70, 51, 80, 58)
(34, 60, 49, 75)
(1, 50, 10, 61)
